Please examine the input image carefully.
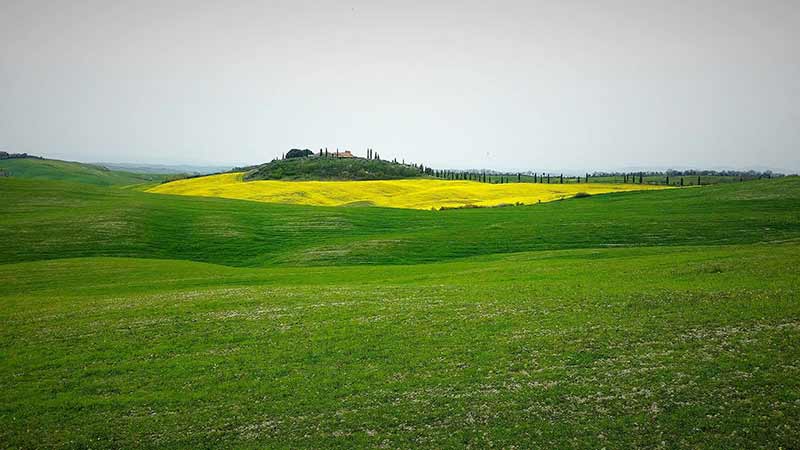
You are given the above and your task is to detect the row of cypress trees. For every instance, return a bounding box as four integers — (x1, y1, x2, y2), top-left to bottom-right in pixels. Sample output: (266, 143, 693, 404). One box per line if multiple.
(431, 170, 594, 184)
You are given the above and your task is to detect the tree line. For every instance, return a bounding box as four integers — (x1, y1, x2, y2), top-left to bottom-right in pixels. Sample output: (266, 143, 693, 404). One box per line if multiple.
(269, 148, 788, 185)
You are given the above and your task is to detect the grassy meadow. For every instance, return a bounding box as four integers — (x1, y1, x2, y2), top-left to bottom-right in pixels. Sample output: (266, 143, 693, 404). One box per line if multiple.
(0, 157, 172, 187)
(1, 160, 799, 448)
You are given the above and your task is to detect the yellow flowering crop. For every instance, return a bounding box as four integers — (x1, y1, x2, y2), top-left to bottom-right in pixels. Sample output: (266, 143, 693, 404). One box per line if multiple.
(148, 172, 669, 210)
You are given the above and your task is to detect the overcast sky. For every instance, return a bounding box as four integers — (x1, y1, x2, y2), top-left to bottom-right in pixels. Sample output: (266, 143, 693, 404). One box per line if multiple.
(1, 0, 798, 172)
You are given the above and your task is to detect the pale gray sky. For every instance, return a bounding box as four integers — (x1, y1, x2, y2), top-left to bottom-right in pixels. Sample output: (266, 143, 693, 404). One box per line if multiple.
(1, 0, 798, 172)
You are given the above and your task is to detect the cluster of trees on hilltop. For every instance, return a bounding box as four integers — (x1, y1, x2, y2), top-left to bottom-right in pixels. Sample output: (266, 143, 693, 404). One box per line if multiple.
(280, 148, 385, 160)
(285, 149, 314, 159)
(244, 156, 425, 181)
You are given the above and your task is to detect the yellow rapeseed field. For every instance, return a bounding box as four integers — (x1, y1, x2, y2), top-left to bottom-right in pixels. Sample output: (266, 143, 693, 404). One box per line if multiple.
(148, 172, 669, 210)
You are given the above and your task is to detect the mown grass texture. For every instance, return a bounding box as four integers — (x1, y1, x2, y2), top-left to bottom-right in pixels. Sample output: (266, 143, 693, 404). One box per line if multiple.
(1, 243, 798, 448)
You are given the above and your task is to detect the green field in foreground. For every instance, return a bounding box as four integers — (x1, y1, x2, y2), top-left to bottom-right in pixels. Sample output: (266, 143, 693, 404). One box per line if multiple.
(1, 173, 799, 448)
(1, 244, 799, 448)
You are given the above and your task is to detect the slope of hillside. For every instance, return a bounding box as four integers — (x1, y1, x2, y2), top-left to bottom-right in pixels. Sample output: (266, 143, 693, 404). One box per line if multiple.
(149, 172, 669, 209)
(1, 242, 798, 448)
(2, 176, 799, 266)
(0, 157, 172, 186)
(244, 156, 425, 181)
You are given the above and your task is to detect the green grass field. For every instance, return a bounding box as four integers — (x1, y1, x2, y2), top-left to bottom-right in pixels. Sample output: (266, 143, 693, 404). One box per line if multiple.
(0, 157, 173, 187)
(1, 161, 799, 448)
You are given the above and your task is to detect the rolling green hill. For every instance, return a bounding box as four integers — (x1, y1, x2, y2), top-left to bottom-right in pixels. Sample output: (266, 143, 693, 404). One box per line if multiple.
(1, 243, 798, 448)
(0, 157, 173, 186)
(1, 172, 799, 448)
(1, 176, 798, 267)
(244, 156, 425, 181)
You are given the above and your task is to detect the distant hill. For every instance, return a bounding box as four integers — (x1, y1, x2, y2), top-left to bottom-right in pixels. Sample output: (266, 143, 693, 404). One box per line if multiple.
(0, 157, 174, 186)
(244, 156, 425, 181)
(100, 162, 232, 175)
